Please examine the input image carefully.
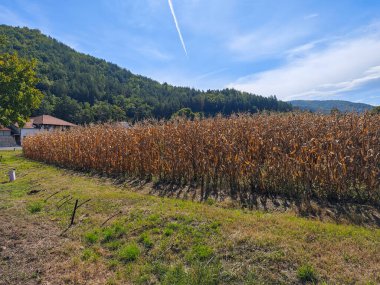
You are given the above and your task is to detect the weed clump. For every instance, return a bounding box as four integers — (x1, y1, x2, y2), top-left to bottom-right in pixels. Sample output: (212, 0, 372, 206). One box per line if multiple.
(138, 233, 154, 249)
(190, 245, 214, 261)
(102, 223, 126, 243)
(84, 231, 99, 244)
(27, 201, 42, 213)
(297, 264, 318, 283)
(118, 243, 140, 263)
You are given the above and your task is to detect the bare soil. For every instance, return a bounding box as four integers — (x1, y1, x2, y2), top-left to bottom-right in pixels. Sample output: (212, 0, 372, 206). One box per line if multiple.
(0, 205, 110, 285)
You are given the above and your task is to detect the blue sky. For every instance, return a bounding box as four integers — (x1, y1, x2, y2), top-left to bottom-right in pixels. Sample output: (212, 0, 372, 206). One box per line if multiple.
(1, 0, 380, 105)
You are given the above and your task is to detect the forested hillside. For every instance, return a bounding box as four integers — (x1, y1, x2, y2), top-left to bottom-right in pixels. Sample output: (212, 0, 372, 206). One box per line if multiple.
(289, 100, 374, 113)
(0, 25, 292, 123)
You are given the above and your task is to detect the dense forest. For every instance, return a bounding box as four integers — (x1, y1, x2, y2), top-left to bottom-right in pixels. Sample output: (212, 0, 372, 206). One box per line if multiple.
(0, 25, 292, 124)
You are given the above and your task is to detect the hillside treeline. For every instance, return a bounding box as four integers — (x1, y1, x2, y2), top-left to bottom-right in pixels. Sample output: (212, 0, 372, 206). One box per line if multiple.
(0, 25, 292, 124)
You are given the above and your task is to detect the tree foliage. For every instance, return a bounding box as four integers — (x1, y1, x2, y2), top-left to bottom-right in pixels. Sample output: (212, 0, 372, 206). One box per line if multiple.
(370, 106, 380, 114)
(0, 51, 43, 127)
(0, 25, 292, 124)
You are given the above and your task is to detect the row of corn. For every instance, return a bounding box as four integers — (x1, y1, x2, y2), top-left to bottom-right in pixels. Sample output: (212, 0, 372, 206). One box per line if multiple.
(23, 113, 380, 205)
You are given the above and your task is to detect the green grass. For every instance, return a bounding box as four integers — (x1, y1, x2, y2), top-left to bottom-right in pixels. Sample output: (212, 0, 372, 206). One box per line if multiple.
(118, 243, 140, 263)
(138, 233, 154, 249)
(102, 224, 127, 243)
(0, 150, 379, 284)
(27, 201, 43, 213)
(189, 245, 214, 261)
(81, 248, 100, 262)
(84, 230, 99, 244)
(297, 264, 318, 283)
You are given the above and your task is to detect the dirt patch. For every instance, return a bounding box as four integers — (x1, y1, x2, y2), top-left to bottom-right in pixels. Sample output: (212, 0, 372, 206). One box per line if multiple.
(0, 206, 111, 285)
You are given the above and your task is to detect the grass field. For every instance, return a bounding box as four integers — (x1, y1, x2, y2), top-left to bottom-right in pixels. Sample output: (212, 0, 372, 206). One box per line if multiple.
(0, 150, 379, 284)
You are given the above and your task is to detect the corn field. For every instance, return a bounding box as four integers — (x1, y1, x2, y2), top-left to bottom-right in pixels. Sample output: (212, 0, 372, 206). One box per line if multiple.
(23, 113, 380, 205)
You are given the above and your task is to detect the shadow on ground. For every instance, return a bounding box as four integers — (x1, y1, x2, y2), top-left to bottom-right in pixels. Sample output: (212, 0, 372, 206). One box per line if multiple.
(122, 179, 380, 228)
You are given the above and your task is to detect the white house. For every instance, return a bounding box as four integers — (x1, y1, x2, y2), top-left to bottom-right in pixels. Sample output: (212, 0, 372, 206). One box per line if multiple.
(11, 115, 76, 145)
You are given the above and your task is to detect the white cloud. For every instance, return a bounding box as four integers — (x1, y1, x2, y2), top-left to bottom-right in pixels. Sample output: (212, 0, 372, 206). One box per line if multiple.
(227, 21, 314, 61)
(228, 27, 380, 101)
(304, 13, 319, 20)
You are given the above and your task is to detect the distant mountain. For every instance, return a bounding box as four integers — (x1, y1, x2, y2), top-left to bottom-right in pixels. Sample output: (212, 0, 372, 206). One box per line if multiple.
(0, 25, 292, 124)
(289, 100, 374, 113)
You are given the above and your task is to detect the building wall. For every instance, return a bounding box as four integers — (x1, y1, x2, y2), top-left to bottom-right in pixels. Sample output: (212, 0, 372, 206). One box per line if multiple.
(20, 128, 43, 144)
(0, 130, 11, 136)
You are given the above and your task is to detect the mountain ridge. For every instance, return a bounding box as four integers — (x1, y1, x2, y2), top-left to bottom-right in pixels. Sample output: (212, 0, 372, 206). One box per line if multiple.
(289, 100, 374, 113)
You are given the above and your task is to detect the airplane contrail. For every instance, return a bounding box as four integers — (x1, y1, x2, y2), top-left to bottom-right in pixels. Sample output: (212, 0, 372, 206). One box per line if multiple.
(168, 0, 188, 56)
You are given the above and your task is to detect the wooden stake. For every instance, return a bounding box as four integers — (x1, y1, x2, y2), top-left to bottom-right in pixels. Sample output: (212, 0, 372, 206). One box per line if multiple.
(70, 199, 79, 226)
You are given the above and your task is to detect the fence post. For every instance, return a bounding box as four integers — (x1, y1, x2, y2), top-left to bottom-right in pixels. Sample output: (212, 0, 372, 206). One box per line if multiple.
(8, 169, 16, 182)
(70, 199, 79, 226)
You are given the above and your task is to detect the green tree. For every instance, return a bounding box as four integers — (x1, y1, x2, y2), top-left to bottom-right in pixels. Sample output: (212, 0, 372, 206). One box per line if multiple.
(370, 106, 380, 114)
(0, 52, 43, 126)
(171, 108, 197, 120)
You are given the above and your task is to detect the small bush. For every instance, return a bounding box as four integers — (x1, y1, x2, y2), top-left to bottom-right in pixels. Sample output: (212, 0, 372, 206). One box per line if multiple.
(27, 202, 42, 213)
(297, 264, 317, 283)
(118, 243, 140, 263)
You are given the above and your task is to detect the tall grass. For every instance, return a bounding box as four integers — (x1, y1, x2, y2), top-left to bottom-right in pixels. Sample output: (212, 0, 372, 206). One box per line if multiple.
(23, 113, 380, 205)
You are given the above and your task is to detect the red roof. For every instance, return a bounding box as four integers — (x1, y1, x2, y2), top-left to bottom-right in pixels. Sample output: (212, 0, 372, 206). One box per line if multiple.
(31, 115, 76, 127)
